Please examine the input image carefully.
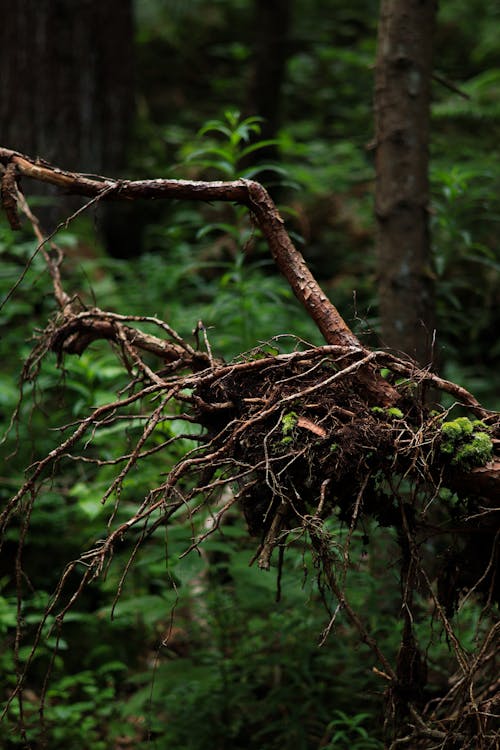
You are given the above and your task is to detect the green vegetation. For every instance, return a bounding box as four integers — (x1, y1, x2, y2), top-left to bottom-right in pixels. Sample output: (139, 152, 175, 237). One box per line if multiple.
(370, 406, 404, 420)
(440, 417, 493, 469)
(281, 411, 299, 444)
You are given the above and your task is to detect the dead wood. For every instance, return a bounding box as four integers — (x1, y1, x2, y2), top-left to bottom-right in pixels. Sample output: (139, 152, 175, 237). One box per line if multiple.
(1, 146, 499, 748)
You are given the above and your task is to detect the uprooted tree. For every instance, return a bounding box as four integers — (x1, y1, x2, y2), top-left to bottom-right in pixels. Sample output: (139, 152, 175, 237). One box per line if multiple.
(0, 143, 499, 748)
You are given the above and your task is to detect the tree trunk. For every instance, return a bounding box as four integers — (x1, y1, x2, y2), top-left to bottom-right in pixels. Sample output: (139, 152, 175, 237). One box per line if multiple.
(374, 0, 437, 366)
(247, 0, 292, 149)
(0, 0, 134, 173)
(0, 0, 134, 234)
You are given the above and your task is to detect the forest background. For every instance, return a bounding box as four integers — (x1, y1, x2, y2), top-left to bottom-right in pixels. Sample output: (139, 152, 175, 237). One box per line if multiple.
(0, 0, 499, 748)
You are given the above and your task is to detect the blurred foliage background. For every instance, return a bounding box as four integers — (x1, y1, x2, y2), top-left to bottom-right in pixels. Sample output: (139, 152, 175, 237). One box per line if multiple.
(0, 0, 499, 747)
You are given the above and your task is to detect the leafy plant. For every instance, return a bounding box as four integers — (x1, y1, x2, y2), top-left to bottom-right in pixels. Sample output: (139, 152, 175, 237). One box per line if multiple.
(323, 710, 384, 749)
(181, 108, 286, 181)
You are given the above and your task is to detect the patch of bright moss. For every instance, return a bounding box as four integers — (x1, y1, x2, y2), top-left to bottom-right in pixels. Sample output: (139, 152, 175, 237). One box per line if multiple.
(453, 431, 493, 469)
(440, 417, 493, 470)
(386, 407, 404, 419)
(371, 406, 404, 420)
(280, 411, 298, 444)
(281, 411, 298, 435)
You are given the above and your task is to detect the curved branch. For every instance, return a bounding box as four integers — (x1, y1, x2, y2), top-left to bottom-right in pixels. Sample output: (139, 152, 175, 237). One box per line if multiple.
(1, 146, 358, 349)
(48, 310, 210, 369)
(0, 146, 402, 406)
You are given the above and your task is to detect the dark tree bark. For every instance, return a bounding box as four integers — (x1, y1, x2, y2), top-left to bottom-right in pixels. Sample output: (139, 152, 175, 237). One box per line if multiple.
(0, 0, 134, 174)
(247, 0, 292, 145)
(374, 0, 437, 366)
(0, 0, 135, 242)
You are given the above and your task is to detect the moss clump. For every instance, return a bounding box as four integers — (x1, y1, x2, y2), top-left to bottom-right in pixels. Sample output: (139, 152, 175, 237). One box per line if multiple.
(280, 411, 298, 445)
(371, 406, 404, 420)
(386, 407, 404, 419)
(440, 417, 493, 470)
(453, 431, 493, 469)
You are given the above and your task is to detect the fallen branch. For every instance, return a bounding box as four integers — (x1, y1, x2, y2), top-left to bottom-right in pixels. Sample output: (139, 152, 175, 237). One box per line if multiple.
(0, 146, 359, 350)
(1, 146, 499, 749)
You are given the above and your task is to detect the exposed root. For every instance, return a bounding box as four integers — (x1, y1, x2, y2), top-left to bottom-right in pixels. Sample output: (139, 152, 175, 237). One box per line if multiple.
(3, 314, 498, 749)
(1, 153, 499, 748)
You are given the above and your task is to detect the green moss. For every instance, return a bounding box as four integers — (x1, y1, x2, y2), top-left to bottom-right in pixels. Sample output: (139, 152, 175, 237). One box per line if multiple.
(370, 406, 404, 420)
(441, 416, 473, 441)
(280, 411, 298, 444)
(452, 431, 493, 469)
(440, 417, 493, 470)
(386, 407, 404, 419)
(470, 419, 490, 431)
(281, 411, 298, 436)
